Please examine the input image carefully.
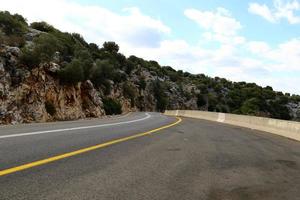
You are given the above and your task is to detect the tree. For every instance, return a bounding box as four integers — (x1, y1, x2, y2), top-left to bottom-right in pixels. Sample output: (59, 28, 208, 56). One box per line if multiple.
(197, 94, 206, 108)
(123, 83, 136, 107)
(0, 11, 27, 35)
(103, 41, 119, 53)
(74, 48, 93, 78)
(90, 60, 115, 86)
(152, 79, 168, 112)
(103, 98, 122, 115)
(20, 33, 62, 68)
(30, 21, 55, 32)
(35, 34, 62, 62)
(58, 59, 85, 84)
(240, 98, 260, 115)
(124, 60, 135, 74)
(138, 77, 147, 90)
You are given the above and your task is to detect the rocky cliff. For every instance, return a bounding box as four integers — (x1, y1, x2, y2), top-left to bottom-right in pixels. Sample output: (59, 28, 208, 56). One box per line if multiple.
(0, 44, 197, 124)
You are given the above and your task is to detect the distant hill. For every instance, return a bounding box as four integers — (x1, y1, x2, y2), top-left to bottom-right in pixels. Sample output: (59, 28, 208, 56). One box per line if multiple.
(0, 11, 300, 124)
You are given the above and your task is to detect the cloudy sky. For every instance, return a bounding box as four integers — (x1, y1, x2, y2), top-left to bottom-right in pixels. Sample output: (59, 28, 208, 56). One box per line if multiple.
(1, 0, 300, 94)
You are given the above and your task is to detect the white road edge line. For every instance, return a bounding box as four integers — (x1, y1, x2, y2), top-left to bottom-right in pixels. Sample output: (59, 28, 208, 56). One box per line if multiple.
(0, 113, 151, 139)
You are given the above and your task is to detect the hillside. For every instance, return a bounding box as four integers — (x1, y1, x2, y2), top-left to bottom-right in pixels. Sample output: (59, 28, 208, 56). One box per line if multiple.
(1, 11, 300, 124)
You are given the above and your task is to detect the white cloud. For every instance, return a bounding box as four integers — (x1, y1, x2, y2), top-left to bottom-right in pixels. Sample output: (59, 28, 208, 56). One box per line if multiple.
(247, 41, 271, 54)
(249, 0, 300, 24)
(184, 7, 245, 45)
(0, 0, 170, 48)
(248, 3, 277, 23)
(184, 7, 242, 36)
(266, 38, 300, 71)
(247, 38, 300, 72)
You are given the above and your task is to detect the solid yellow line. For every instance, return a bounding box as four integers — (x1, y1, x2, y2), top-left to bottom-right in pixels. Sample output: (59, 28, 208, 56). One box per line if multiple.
(0, 117, 182, 176)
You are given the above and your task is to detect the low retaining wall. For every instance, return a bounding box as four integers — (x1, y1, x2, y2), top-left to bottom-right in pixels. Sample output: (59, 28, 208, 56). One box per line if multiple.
(165, 110, 300, 141)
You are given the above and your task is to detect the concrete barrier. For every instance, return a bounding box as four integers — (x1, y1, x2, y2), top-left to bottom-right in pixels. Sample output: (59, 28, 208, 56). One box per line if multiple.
(165, 110, 300, 141)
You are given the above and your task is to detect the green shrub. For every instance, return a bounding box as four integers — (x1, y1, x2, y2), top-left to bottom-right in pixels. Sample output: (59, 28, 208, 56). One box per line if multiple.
(20, 33, 62, 67)
(0, 11, 27, 35)
(103, 41, 119, 53)
(72, 33, 89, 47)
(45, 101, 56, 116)
(90, 60, 115, 86)
(19, 47, 40, 67)
(152, 80, 168, 112)
(74, 48, 93, 78)
(138, 78, 146, 90)
(240, 98, 260, 115)
(35, 33, 62, 62)
(197, 94, 206, 108)
(123, 83, 136, 107)
(207, 94, 218, 111)
(30, 21, 55, 32)
(124, 60, 135, 74)
(58, 59, 85, 84)
(103, 98, 122, 115)
(50, 31, 77, 62)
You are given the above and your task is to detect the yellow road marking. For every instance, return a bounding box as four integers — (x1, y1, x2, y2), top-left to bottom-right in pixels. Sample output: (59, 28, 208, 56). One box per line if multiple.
(0, 117, 182, 176)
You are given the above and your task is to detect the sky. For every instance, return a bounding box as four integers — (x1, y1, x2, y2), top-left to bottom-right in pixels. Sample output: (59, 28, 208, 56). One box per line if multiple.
(1, 0, 300, 94)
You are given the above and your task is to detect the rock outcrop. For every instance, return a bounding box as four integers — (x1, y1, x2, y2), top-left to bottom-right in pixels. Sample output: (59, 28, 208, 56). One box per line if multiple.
(0, 44, 198, 124)
(0, 45, 107, 124)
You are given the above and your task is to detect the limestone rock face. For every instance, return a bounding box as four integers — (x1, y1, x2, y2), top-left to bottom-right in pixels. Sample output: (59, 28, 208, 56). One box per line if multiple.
(81, 80, 105, 118)
(0, 45, 106, 124)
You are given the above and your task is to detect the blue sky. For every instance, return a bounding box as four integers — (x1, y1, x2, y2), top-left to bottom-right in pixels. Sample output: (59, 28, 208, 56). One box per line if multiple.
(1, 0, 300, 94)
(78, 0, 300, 45)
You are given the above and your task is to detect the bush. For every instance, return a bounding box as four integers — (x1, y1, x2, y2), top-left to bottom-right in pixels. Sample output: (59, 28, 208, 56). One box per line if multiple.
(240, 98, 260, 115)
(58, 59, 85, 84)
(19, 47, 40, 67)
(112, 71, 127, 83)
(152, 79, 168, 112)
(50, 31, 77, 62)
(124, 60, 135, 74)
(103, 41, 119, 53)
(123, 83, 136, 107)
(138, 78, 146, 90)
(72, 33, 89, 47)
(35, 33, 62, 62)
(103, 98, 122, 115)
(207, 94, 218, 111)
(20, 33, 62, 67)
(30, 21, 55, 32)
(0, 11, 27, 35)
(197, 94, 206, 108)
(74, 48, 93, 78)
(90, 60, 115, 86)
(45, 101, 56, 116)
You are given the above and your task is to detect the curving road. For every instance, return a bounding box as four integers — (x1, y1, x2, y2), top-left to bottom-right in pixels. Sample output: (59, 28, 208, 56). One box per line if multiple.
(0, 112, 300, 200)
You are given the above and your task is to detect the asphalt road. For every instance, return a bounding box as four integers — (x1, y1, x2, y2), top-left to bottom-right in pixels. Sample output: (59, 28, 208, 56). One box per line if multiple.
(0, 112, 300, 200)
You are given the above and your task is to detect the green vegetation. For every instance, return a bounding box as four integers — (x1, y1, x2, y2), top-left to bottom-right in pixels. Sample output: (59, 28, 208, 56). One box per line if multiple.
(103, 41, 119, 53)
(0, 11, 27, 35)
(58, 59, 85, 84)
(123, 83, 136, 107)
(102, 98, 122, 115)
(20, 33, 62, 67)
(30, 21, 55, 32)
(0, 11, 27, 47)
(152, 79, 168, 112)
